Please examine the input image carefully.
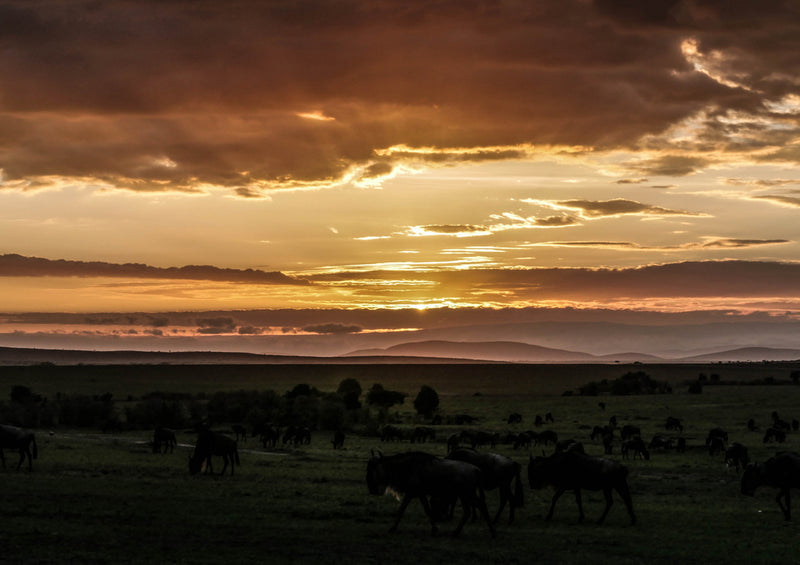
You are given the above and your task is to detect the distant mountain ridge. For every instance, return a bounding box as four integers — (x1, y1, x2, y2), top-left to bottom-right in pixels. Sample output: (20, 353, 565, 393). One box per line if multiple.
(1, 341, 798, 365)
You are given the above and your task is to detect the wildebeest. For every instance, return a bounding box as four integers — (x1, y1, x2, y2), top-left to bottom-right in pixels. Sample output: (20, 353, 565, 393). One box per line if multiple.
(447, 448, 524, 524)
(724, 442, 749, 471)
(365, 450, 496, 537)
(410, 426, 435, 444)
(528, 451, 636, 525)
(507, 412, 522, 425)
(741, 452, 800, 520)
(259, 424, 280, 448)
(764, 427, 787, 444)
(188, 430, 240, 476)
(460, 429, 499, 449)
(283, 425, 312, 446)
(536, 429, 558, 446)
(332, 430, 345, 449)
(620, 425, 640, 441)
(232, 424, 247, 442)
(621, 437, 650, 461)
(665, 416, 683, 433)
(649, 434, 673, 451)
(0, 424, 38, 471)
(380, 425, 404, 442)
(153, 427, 177, 454)
(706, 428, 728, 454)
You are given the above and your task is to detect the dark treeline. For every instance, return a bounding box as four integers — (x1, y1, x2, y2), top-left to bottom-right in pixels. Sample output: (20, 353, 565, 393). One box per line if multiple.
(0, 379, 414, 435)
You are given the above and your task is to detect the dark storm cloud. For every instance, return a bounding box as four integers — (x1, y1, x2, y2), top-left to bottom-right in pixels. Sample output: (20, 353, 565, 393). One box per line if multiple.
(302, 323, 363, 334)
(0, 253, 309, 285)
(1, 0, 799, 192)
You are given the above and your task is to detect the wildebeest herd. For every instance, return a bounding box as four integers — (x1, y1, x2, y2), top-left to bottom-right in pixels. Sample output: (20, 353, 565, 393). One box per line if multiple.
(3, 405, 800, 539)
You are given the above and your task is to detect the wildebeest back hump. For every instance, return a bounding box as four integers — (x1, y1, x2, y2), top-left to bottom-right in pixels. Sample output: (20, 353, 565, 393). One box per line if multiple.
(425, 458, 482, 496)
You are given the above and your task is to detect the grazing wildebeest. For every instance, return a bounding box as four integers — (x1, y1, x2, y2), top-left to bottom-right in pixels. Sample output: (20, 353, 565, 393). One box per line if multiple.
(366, 450, 496, 537)
(741, 452, 800, 520)
(188, 430, 240, 476)
(536, 429, 558, 446)
(283, 425, 312, 446)
(410, 426, 435, 444)
(545, 412, 555, 424)
(0, 424, 38, 471)
(665, 416, 683, 433)
(447, 448, 524, 524)
(724, 442, 749, 472)
(153, 427, 177, 454)
(513, 431, 532, 450)
(507, 413, 522, 425)
(332, 430, 345, 449)
(528, 451, 636, 525)
(764, 427, 787, 444)
(590, 425, 613, 442)
(259, 424, 280, 448)
(461, 430, 499, 449)
(649, 434, 673, 451)
(621, 437, 650, 461)
(453, 414, 478, 425)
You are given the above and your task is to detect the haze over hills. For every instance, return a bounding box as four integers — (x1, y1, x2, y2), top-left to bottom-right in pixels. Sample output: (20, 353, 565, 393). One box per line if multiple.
(1, 341, 798, 365)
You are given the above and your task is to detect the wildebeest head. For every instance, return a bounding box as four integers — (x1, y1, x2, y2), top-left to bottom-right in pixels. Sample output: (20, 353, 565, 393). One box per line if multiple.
(366, 450, 388, 495)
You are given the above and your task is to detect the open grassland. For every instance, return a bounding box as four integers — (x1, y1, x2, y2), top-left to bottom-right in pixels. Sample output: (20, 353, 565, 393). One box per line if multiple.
(1, 362, 800, 564)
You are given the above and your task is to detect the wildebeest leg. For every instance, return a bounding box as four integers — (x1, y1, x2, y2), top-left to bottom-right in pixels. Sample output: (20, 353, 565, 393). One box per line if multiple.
(777, 488, 791, 521)
(452, 495, 471, 536)
(417, 495, 440, 536)
(462, 489, 495, 538)
(546, 488, 567, 521)
(388, 494, 415, 533)
(615, 482, 636, 525)
(494, 488, 508, 524)
(597, 488, 614, 524)
(574, 489, 586, 523)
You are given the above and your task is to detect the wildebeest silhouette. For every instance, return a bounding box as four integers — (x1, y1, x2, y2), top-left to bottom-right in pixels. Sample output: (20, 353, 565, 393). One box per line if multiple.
(366, 450, 496, 538)
(153, 427, 177, 454)
(332, 430, 345, 449)
(528, 451, 636, 525)
(0, 424, 37, 471)
(447, 448, 524, 524)
(741, 452, 800, 521)
(189, 430, 239, 476)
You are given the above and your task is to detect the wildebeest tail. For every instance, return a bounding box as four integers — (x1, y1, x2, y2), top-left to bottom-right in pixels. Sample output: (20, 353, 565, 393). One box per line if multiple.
(513, 462, 524, 508)
(31, 434, 38, 460)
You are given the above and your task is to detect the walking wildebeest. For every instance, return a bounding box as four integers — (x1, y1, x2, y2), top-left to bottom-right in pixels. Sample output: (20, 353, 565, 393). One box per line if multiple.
(410, 426, 435, 444)
(621, 437, 650, 461)
(380, 425, 404, 442)
(447, 448, 524, 524)
(528, 451, 636, 525)
(366, 450, 496, 537)
(0, 424, 37, 471)
(741, 452, 800, 520)
(724, 442, 749, 472)
(188, 430, 240, 476)
(153, 427, 177, 454)
(507, 412, 522, 425)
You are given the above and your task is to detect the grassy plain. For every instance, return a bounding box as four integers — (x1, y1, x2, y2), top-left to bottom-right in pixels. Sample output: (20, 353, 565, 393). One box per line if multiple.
(1, 362, 800, 564)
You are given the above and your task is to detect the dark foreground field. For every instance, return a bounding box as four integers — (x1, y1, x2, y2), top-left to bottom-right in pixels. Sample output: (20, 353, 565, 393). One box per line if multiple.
(1, 362, 800, 564)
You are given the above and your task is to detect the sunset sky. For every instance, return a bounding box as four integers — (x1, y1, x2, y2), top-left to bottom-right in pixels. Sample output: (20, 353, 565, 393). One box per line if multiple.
(2, 1, 800, 355)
